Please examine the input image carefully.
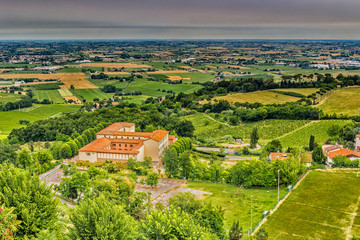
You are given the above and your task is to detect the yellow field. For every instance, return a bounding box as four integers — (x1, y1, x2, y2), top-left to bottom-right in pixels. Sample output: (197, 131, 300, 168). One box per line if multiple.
(63, 96, 81, 104)
(168, 76, 183, 81)
(180, 66, 199, 71)
(0, 73, 63, 80)
(59, 73, 97, 89)
(317, 87, 360, 116)
(215, 90, 300, 104)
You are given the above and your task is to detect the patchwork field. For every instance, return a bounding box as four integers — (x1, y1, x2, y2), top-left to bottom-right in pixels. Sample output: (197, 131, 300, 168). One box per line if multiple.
(277, 120, 352, 147)
(123, 79, 203, 97)
(317, 87, 360, 116)
(58, 72, 98, 89)
(33, 90, 64, 103)
(187, 181, 287, 230)
(74, 89, 114, 102)
(215, 90, 300, 104)
(68, 62, 152, 69)
(0, 92, 23, 103)
(261, 170, 360, 240)
(182, 113, 310, 141)
(0, 104, 81, 138)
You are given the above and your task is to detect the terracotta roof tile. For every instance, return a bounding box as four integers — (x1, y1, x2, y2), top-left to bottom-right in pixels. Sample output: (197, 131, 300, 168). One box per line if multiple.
(79, 137, 144, 154)
(97, 122, 135, 135)
(327, 148, 360, 159)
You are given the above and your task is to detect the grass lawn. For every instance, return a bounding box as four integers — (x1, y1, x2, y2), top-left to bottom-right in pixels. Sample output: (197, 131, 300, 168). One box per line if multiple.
(0, 104, 81, 138)
(277, 120, 352, 148)
(74, 89, 114, 102)
(317, 87, 360, 116)
(0, 92, 23, 103)
(262, 170, 360, 240)
(182, 113, 310, 141)
(215, 90, 300, 104)
(186, 181, 287, 231)
(33, 90, 64, 103)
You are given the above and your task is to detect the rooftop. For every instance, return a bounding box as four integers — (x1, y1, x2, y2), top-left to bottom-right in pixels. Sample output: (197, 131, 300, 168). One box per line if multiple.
(79, 137, 144, 154)
(270, 152, 312, 163)
(327, 148, 360, 159)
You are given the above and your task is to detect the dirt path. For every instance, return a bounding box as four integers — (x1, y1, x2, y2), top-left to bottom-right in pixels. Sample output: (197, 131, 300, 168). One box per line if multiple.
(202, 113, 232, 127)
(275, 120, 318, 140)
(346, 195, 360, 239)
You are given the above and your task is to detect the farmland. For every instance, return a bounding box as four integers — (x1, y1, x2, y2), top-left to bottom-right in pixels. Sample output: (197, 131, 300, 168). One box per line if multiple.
(214, 90, 300, 104)
(317, 87, 360, 116)
(277, 120, 352, 147)
(182, 113, 310, 141)
(0, 104, 81, 139)
(33, 90, 64, 103)
(186, 181, 287, 230)
(0, 92, 23, 103)
(261, 170, 360, 240)
(74, 89, 114, 102)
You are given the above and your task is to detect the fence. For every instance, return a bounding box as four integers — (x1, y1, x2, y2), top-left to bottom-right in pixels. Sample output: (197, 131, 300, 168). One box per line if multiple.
(250, 169, 311, 236)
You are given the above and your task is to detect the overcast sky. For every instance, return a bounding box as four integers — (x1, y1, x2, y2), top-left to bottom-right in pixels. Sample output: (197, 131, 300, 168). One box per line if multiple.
(1, 0, 360, 39)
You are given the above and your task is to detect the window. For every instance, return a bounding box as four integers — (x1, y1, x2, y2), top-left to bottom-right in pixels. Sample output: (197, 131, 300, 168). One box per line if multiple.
(125, 144, 127, 147)
(119, 144, 121, 147)
(112, 144, 116, 147)
(130, 144, 133, 148)
(86, 153, 90, 156)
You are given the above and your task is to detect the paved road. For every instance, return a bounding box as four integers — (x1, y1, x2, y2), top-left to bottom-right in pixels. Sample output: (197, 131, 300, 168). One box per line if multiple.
(225, 156, 259, 161)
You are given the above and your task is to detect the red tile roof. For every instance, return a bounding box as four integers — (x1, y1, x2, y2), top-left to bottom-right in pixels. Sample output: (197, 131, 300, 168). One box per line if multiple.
(327, 148, 360, 159)
(356, 134, 360, 138)
(97, 122, 135, 135)
(79, 137, 144, 154)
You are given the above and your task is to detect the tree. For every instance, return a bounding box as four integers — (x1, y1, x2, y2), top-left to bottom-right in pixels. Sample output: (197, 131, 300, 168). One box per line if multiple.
(250, 128, 259, 149)
(140, 207, 219, 240)
(145, 172, 159, 187)
(179, 150, 192, 179)
(169, 192, 203, 213)
(0, 165, 58, 238)
(35, 150, 53, 165)
(68, 195, 138, 240)
(312, 146, 326, 164)
(60, 143, 72, 159)
(162, 148, 178, 177)
(68, 140, 78, 156)
(0, 203, 20, 239)
(229, 221, 242, 240)
(143, 156, 152, 169)
(256, 228, 269, 240)
(59, 170, 90, 200)
(0, 144, 18, 166)
(18, 148, 32, 170)
(309, 135, 315, 151)
(264, 140, 282, 153)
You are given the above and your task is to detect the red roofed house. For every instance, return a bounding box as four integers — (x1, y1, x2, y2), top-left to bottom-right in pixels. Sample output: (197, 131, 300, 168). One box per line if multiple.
(325, 148, 360, 163)
(269, 152, 313, 167)
(355, 135, 360, 151)
(79, 122, 176, 166)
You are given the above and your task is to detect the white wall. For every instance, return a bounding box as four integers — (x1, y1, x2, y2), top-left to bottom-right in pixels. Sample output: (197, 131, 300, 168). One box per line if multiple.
(79, 152, 97, 162)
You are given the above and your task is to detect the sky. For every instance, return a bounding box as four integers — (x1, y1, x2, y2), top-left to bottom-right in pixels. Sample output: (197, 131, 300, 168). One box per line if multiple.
(1, 0, 360, 40)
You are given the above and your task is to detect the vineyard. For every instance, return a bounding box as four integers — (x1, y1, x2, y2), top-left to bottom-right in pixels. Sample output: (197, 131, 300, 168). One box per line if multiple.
(277, 120, 352, 147)
(182, 113, 310, 141)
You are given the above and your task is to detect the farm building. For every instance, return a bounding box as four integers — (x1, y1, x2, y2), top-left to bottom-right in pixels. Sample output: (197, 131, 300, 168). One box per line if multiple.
(78, 122, 176, 166)
(355, 135, 360, 151)
(324, 147, 360, 163)
(269, 152, 312, 167)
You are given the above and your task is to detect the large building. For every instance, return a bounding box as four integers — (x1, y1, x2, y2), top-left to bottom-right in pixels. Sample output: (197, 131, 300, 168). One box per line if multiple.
(78, 122, 176, 166)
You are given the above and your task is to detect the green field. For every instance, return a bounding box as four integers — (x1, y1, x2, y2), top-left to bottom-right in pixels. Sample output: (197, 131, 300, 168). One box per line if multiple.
(318, 87, 360, 116)
(187, 181, 287, 231)
(262, 170, 360, 240)
(0, 104, 81, 138)
(215, 90, 301, 104)
(0, 92, 23, 103)
(277, 120, 352, 147)
(33, 90, 64, 103)
(74, 89, 114, 102)
(182, 113, 310, 141)
(165, 72, 214, 83)
(123, 78, 203, 97)
(58, 88, 73, 97)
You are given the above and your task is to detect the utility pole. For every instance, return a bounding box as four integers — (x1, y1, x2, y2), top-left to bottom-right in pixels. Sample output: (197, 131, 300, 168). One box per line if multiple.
(278, 170, 280, 203)
(250, 195, 253, 233)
